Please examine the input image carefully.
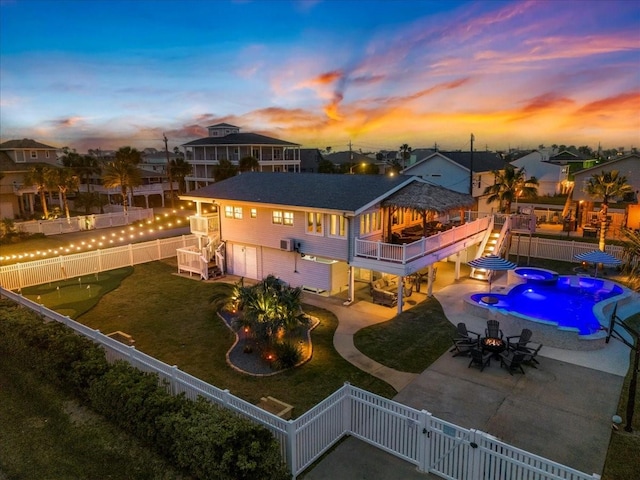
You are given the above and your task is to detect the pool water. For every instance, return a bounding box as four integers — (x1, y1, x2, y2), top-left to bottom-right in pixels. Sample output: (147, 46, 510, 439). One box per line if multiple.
(470, 276, 624, 335)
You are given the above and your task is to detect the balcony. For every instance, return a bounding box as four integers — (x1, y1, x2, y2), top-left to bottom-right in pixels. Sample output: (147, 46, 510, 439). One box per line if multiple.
(352, 217, 492, 275)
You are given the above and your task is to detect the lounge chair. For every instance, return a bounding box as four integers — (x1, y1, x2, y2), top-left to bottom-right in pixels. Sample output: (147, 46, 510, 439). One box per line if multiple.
(485, 319, 503, 339)
(499, 350, 526, 375)
(455, 322, 480, 343)
(521, 343, 543, 368)
(468, 347, 492, 371)
(506, 328, 532, 352)
(450, 336, 477, 357)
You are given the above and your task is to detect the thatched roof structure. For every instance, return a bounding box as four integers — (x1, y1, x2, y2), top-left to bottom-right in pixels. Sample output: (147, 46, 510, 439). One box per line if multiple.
(382, 181, 474, 213)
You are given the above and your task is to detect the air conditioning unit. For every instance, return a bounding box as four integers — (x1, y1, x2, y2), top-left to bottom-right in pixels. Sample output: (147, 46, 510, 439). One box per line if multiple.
(280, 239, 294, 251)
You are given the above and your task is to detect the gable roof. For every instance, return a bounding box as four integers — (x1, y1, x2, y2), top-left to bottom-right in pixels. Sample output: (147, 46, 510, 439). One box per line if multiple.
(324, 151, 372, 165)
(572, 154, 640, 176)
(207, 123, 239, 129)
(181, 172, 412, 213)
(0, 138, 58, 150)
(182, 132, 299, 147)
(406, 150, 506, 173)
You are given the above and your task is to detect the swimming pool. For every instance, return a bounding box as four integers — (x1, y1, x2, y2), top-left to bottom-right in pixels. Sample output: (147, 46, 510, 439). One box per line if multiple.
(469, 276, 623, 335)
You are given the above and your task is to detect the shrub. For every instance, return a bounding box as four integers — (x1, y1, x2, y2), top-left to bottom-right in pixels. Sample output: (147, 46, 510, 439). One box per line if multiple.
(273, 340, 302, 369)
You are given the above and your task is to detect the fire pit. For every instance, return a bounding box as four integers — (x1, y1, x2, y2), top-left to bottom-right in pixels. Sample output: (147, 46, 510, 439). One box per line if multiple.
(482, 337, 505, 355)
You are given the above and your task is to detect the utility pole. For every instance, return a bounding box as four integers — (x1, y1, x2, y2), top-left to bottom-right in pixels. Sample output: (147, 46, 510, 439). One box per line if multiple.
(164, 134, 175, 208)
(349, 140, 354, 173)
(469, 133, 475, 195)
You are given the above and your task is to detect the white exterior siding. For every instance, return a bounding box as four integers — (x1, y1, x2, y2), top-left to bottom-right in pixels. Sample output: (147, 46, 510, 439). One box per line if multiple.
(404, 156, 470, 194)
(572, 156, 640, 202)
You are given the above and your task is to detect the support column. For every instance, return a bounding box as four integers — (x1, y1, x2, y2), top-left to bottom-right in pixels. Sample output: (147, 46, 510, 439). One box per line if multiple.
(455, 252, 461, 280)
(427, 265, 434, 297)
(344, 266, 354, 305)
(397, 276, 404, 315)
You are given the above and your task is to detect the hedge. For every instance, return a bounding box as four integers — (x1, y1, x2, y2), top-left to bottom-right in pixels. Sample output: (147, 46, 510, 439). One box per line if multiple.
(0, 298, 291, 480)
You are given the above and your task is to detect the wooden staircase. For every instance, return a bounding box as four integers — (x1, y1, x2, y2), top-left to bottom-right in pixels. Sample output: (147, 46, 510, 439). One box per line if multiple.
(470, 228, 501, 281)
(207, 262, 224, 279)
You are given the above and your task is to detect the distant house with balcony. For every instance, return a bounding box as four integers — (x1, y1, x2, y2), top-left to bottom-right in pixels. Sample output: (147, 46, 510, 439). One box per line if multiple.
(181, 123, 301, 190)
(177, 172, 516, 313)
(0, 139, 60, 219)
(402, 151, 508, 214)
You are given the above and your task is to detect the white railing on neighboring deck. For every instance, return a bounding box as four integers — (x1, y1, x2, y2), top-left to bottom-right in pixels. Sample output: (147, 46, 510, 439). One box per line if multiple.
(354, 216, 491, 264)
(15, 209, 154, 236)
(0, 287, 601, 480)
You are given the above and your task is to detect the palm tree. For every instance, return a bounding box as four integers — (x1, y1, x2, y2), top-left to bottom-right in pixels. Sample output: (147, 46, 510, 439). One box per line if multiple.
(102, 147, 142, 212)
(399, 144, 412, 171)
(239, 156, 260, 172)
(584, 170, 633, 251)
(483, 164, 539, 214)
(620, 227, 640, 291)
(45, 167, 79, 220)
(213, 158, 238, 182)
(169, 157, 192, 195)
(24, 165, 50, 219)
(61, 151, 101, 193)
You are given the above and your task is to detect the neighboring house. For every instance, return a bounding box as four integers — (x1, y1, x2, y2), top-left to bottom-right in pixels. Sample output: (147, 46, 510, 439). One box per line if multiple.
(181, 123, 301, 190)
(324, 151, 374, 172)
(402, 151, 508, 214)
(180, 172, 491, 313)
(299, 148, 325, 173)
(547, 150, 598, 171)
(140, 149, 183, 174)
(0, 139, 60, 219)
(573, 154, 640, 204)
(510, 150, 570, 196)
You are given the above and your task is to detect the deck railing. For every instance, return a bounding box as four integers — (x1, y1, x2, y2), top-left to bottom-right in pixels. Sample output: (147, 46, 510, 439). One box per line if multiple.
(354, 216, 491, 264)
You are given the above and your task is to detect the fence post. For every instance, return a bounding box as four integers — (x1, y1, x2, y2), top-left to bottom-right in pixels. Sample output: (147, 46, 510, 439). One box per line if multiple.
(128, 345, 137, 368)
(342, 382, 352, 435)
(128, 244, 134, 265)
(171, 365, 179, 395)
(467, 429, 483, 479)
(286, 420, 297, 479)
(416, 410, 432, 473)
(223, 388, 231, 408)
(157, 239, 162, 260)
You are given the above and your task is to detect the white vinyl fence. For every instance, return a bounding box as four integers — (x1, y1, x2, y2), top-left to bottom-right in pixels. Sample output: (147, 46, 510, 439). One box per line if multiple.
(508, 235, 624, 263)
(0, 234, 198, 291)
(0, 288, 601, 480)
(15, 208, 154, 236)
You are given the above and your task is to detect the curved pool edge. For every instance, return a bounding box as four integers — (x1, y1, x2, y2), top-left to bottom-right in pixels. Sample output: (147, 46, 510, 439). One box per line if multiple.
(461, 281, 634, 351)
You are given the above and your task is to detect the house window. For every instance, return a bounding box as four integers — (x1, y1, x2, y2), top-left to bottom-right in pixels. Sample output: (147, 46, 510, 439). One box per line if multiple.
(306, 212, 323, 235)
(250, 208, 257, 218)
(283, 211, 294, 226)
(272, 210, 283, 224)
(30, 151, 37, 159)
(329, 214, 346, 237)
(45, 151, 50, 158)
(274, 150, 282, 160)
(224, 205, 243, 219)
(359, 212, 381, 235)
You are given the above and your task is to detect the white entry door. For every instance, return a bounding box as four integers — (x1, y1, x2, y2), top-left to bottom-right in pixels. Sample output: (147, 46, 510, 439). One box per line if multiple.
(232, 245, 258, 279)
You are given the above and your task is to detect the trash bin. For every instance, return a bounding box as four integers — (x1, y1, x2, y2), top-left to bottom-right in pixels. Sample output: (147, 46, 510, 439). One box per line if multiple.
(563, 220, 576, 232)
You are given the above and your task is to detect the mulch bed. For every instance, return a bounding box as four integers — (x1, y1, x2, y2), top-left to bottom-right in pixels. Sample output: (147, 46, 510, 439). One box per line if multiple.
(219, 310, 318, 376)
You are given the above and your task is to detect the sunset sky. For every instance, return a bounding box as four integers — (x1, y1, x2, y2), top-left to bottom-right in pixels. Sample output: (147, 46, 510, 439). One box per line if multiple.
(1, 0, 639, 154)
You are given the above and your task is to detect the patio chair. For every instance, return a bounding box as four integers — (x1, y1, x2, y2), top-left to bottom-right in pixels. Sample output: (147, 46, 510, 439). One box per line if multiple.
(454, 322, 480, 343)
(520, 343, 543, 368)
(499, 350, 526, 375)
(506, 328, 532, 352)
(468, 347, 492, 372)
(450, 336, 477, 357)
(485, 320, 503, 339)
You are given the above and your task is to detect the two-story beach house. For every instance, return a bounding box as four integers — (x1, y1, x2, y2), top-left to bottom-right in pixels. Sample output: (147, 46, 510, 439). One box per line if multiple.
(0, 139, 60, 219)
(178, 172, 523, 313)
(181, 124, 301, 190)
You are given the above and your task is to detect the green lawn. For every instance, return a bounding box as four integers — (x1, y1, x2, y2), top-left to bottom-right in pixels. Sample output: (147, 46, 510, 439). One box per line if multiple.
(75, 261, 397, 413)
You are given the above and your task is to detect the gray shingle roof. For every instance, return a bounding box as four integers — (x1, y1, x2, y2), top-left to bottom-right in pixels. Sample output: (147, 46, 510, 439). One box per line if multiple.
(0, 139, 58, 150)
(438, 151, 507, 172)
(182, 172, 411, 212)
(182, 132, 300, 147)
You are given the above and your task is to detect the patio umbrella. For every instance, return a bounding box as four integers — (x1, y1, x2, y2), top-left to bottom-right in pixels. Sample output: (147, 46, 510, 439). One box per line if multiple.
(574, 250, 621, 277)
(467, 254, 516, 293)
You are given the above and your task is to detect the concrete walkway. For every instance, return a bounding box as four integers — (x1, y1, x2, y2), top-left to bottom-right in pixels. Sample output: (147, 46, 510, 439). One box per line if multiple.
(300, 262, 637, 479)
